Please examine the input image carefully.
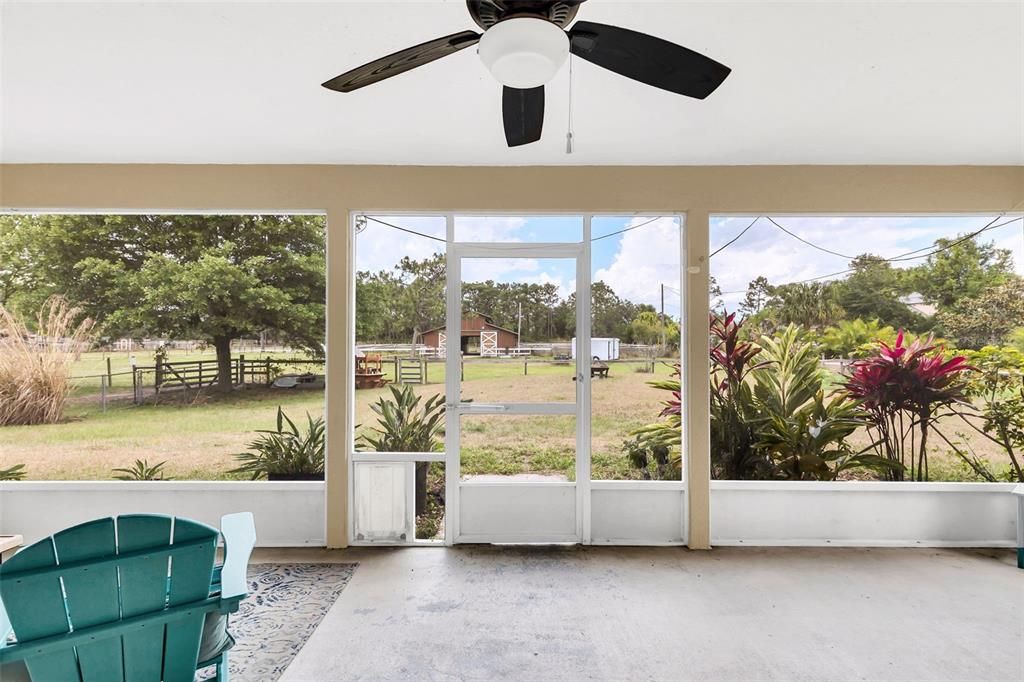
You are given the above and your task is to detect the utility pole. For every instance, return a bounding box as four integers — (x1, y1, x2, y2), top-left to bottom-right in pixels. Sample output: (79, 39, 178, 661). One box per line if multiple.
(517, 301, 522, 348)
(659, 283, 666, 354)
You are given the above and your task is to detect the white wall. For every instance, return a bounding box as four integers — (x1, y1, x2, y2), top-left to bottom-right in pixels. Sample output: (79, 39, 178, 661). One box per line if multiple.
(0, 481, 325, 547)
(591, 484, 686, 545)
(1, 480, 1017, 549)
(711, 481, 1019, 547)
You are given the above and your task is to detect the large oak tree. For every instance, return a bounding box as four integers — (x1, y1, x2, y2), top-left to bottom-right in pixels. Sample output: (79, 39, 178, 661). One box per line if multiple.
(1, 214, 325, 391)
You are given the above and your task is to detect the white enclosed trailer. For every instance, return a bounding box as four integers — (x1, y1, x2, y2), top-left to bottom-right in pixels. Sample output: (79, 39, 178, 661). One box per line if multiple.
(571, 337, 620, 361)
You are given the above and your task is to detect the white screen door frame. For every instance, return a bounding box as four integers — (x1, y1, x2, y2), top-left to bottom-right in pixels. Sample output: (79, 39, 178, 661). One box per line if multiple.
(445, 236, 592, 544)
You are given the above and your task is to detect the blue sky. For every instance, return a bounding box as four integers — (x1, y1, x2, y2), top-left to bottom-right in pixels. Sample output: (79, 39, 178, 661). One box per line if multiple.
(355, 214, 1024, 319)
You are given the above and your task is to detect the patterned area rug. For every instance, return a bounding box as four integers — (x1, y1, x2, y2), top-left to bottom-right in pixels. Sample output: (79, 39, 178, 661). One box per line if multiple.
(199, 563, 357, 681)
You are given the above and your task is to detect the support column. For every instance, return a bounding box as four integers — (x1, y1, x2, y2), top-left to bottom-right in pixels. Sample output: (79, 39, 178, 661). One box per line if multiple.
(684, 210, 712, 549)
(325, 207, 351, 548)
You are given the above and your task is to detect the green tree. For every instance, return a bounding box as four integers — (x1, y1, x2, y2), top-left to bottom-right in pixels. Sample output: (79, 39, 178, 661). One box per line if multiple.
(937, 278, 1024, 348)
(763, 282, 843, 331)
(397, 254, 446, 346)
(738, 276, 771, 318)
(0, 216, 39, 310)
(709, 275, 724, 313)
(9, 214, 325, 391)
(355, 268, 405, 343)
(835, 255, 925, 331)
(911, 236, 1013, 310)
(566, 281, 646, 340)
(628, 310, 679, 348)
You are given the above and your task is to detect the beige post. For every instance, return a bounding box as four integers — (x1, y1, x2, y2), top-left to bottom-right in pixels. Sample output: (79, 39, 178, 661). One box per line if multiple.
(684, 210, 712, 549)
(324, 208, 351, 548)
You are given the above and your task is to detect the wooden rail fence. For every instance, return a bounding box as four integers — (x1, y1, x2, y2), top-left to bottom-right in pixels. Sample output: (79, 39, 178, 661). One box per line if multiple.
(124, 357, 324, 403)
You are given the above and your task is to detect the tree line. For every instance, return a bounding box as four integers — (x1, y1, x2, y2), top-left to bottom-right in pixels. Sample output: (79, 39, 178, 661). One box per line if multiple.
(722, 234, 1024, 350)
(356, 253, 679, 346)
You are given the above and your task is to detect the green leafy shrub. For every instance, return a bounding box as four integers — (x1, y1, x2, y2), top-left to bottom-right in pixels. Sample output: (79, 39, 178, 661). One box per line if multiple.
(113, 459, 169, 481)
(818, 319, 898, 359)
(756, 391, 891, 480)
(358, 384, 445, 453)
(621, 435, 678, 480)
(633, 317, 898, 481)
(753, 324, 822, 416)
(230, 406, 325, 479)
(951, 346, 1024, 482)
(707, 313, 774, 479)
(1008, 328, 1024, 353)
(751, 325, 892, 479)
(0, 463, 26, 481)
(632, 363, 683, 466)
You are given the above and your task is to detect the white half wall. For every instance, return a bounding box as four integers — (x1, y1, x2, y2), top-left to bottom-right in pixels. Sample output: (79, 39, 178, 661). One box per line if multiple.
(711, 481, 1019, 547)
(1, 480, 1018, 549)
(590, 482, 686, 545)
(0, 481, 325, 547)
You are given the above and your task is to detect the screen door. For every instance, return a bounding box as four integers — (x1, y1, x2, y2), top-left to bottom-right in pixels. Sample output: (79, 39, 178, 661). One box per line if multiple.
(445, 241, 591, 543)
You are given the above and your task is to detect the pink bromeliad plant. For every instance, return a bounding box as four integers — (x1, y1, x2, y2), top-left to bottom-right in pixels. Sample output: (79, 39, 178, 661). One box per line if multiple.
(843, 331, 973, 481)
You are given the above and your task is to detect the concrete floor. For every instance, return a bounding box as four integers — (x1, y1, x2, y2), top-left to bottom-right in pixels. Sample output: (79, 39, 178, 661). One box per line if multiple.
(259, 546, 1023, 682)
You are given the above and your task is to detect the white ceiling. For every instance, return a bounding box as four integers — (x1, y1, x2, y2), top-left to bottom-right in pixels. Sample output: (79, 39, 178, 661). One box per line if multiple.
(2, 0, 1022, 165)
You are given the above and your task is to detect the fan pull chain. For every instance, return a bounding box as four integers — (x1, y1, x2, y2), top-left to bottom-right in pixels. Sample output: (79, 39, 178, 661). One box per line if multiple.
(566, 55, 575, 154)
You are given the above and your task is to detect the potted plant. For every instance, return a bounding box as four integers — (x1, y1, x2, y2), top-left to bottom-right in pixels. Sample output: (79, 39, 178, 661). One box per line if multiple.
(358, 384, 445, 516)
(230, 406, 325, 480)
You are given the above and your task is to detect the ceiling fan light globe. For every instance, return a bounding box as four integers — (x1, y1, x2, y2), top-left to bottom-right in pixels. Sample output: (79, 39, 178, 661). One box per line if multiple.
(478, 17, 569, 89)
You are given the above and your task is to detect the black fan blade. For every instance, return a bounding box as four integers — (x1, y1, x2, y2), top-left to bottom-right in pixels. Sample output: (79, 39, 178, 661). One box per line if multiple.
(502, 86, 544, 147)
(322, 31, 481, 93)
(568, 21, 730, 99)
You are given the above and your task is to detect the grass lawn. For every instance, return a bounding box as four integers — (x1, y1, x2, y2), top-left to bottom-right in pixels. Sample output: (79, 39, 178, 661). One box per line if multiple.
(1, 354, 1011, 481)
(2, 356, 674, 481)
(0, 389, 326, 480)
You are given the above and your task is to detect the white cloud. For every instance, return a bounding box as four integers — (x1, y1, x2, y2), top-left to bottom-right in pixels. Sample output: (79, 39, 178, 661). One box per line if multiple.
(520, 271, 575, 300)
(454, 216, 528, 242)
(461, 257, 539, 281)
(355, 216, 445, 273)
(709, 215, 1010, 310)
(594, 217, 682, 310)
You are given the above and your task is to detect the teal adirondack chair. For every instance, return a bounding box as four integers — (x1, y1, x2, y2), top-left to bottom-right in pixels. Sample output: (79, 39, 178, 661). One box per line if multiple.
(0, 512, 256, 681)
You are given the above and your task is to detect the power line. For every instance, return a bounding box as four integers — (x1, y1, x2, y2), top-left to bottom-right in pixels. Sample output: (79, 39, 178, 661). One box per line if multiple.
(886, 215, 1018, 262)
(712, 214, 1022, 264)
(717, 214, 1023, 294)
(590, 216, 664, 242)
(764, 216, 857, 260)
(709, 216, 760, 258)
(364, 214, 669, 244)
(363, 215, 446, 243)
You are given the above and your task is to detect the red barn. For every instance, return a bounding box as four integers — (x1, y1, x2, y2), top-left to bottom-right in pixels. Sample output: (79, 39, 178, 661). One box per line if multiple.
(420, 313, 519, 356)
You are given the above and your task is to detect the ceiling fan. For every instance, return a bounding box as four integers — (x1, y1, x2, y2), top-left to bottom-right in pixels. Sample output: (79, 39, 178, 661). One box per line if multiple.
(321, 1, 731, 148)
